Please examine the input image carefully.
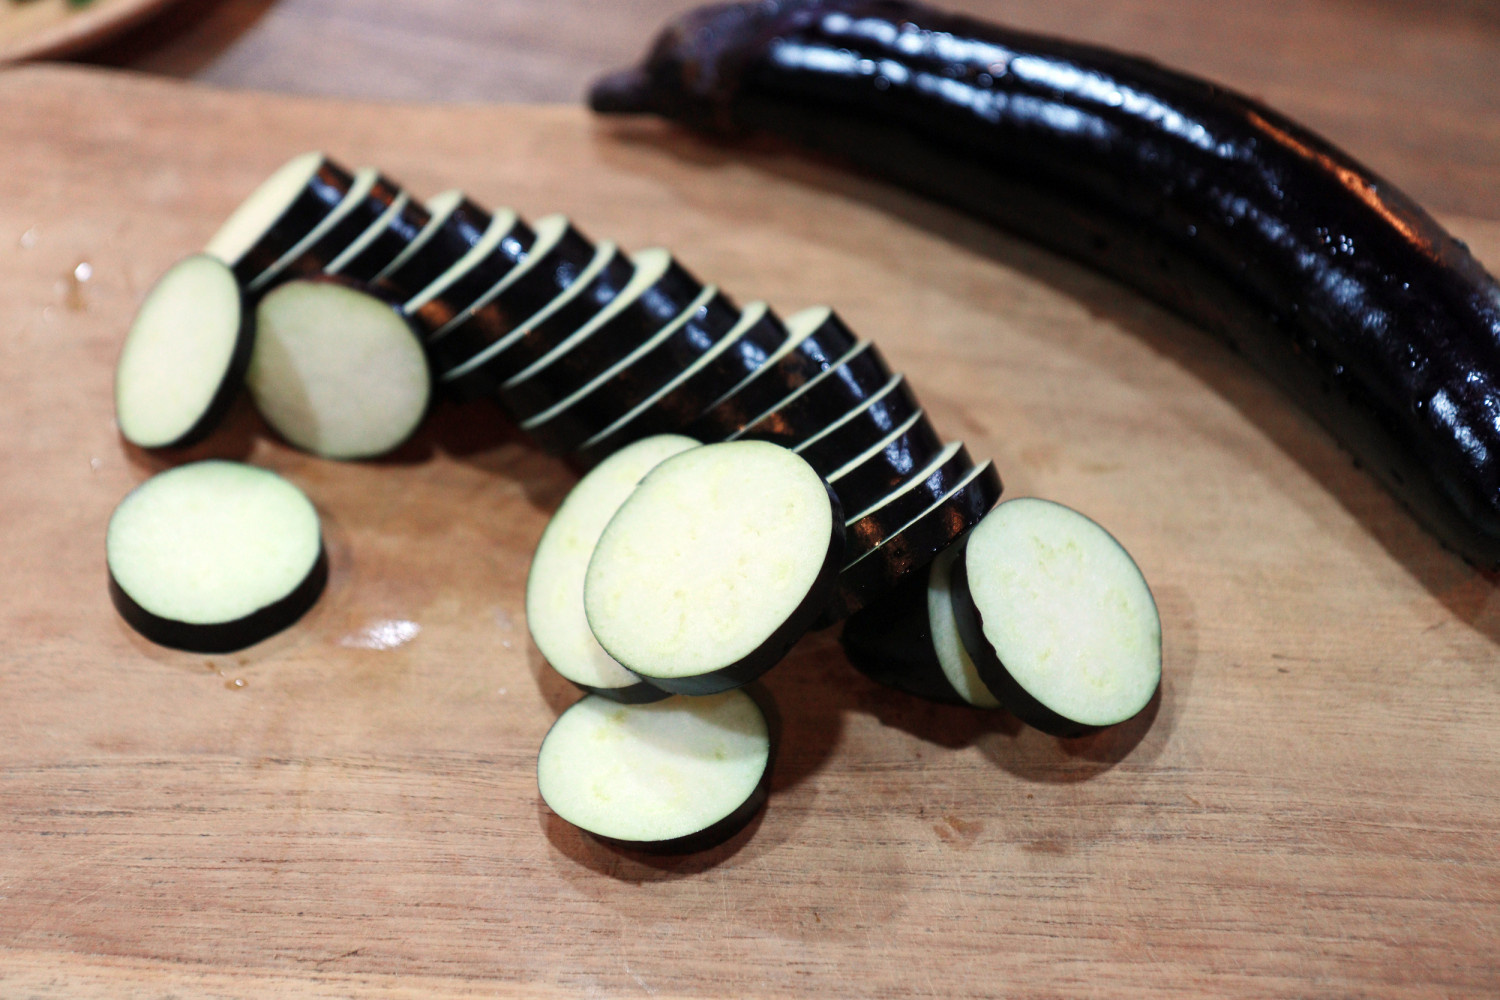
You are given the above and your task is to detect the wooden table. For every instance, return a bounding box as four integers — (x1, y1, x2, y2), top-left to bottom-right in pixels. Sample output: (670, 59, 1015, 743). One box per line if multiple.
(1, 1, 1496, 997)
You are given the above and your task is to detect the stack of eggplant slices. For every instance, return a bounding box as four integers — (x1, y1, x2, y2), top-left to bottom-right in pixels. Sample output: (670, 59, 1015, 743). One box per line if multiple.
(110, 152, 1162, 853)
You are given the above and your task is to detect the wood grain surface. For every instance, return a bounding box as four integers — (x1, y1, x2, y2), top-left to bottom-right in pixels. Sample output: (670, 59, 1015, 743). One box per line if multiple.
(1, 63, 1498, 998)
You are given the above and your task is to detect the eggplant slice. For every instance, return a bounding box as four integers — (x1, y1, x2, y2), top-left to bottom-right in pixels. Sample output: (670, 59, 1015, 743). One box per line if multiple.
(950, 498, 1161, 736)
(205, 151, 353, 285)
(794, 374, 921, 477)
(439, 241, 638, 399)
(106, 460, 327, 653)
(537, 689, 772, 853)
(521, 286, 741, 454)
(573, 300, 790, 466)
(526, 434, 701, 703)
(247, 166, 403, 292)
(687, 305, 858, 441)
(325, 191, 431, 283)
(248, 279, 431, 460)
(371, 189, 492, 301)
(584, 440, 843, 694)
(828, 458, 1002, 621)
(114, 254, 251, 450)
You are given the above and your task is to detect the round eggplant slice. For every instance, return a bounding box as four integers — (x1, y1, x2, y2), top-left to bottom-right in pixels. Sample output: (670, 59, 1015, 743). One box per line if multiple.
(928, 545, 1003, 709)
(522, 287, 741, 454)
(498, 249, 704, 420)
(839, 543, 1002, 707)
(106, 460, 327, 653)
(114, 255, 251, 450)
(205, 152, 353, 285)
(841, 441, 976, 562)
(526, 434, 701, 702)
(686, 306, 859, 441)
(584, 441, 844, 695)
(729, 340, 890, 449)
(439, 242, 636, 398)
(537, 689, 772, 853)
(247, 167, 403, 293)
(822, 409, 943, 517)
(420, 220, 606, 377)
(402, 209, 540, 339)
(794, 375, 921, 477)
(573, 302, 790, 466)
(951, 499, 1162, 737)
(371, 190, 492, 302)
(248, 279, 431, 459)
(325, 191, 432, 283)
(826, 459, 1003, 622)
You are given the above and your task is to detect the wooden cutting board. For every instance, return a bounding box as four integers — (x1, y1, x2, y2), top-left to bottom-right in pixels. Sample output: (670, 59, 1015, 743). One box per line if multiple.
(1, 65, 1496, 998)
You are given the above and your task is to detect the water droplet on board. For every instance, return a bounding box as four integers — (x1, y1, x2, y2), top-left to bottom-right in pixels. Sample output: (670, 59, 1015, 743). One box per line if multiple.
(340, 619, 421, 650)
(225, 677, 247, 690)
(18, 226, 38, 249)
(74, 261, 93, 282)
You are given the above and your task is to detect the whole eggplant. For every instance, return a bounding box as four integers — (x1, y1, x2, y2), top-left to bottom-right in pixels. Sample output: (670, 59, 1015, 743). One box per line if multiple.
(590, 0, 1500, 568)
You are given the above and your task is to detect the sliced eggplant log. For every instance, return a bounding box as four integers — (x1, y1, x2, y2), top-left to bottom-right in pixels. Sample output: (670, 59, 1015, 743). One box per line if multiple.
(248, 279, 431, 460)
(527, 435, 700, 702)
(371, 190, 492, 301)
(795, 374, 920, 477)
(106, 460, 327, 653)
(522, 287, 741, 454)
(686, 306, 858, 441)
(821, 408, 943, 516)
(438, 242, 637, 399)
(114, 255, 252, 450)
(497, 249, 704, 421)
(246, 167, 403, 293)
(730, 340, 892, 448)
(402, 209, 541, 338)
(841, 441, 975, 562)
(424, 218, 603, 373)
(204, 152, 353, 285)
(537, 689, 772, 853)
(950, 498, 1161, 736)
(573, 302, 790, 466)
(325, 191, 432, 283)
(827, 459, 1002, 622)
(584, 441, 843, 694)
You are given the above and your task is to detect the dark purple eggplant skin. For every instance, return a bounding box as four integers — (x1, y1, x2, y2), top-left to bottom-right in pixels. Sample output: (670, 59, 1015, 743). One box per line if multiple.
(842, 442, 975, 560)
(796, 376, 920, 477)
(572, 305, 792, 467)
(839, 565, 967, 705)
(827, 459, 1001, 621)
(109, 546, 329, 654)
(372, 196, 492, 302)
(825, 410, 943, 516)
(525, 289, 742, 455)
(592, 0, 1500, 569)
(439, 246, 638, 401)
(687, 307, 859, 440)
(497, 255, 705, 421)
(274, 173, 403, 282)
(230, 157, 353, 286)
(733, 341, 892, 449)
(405, 216, 541, 338)
(332, 196, 433, 284)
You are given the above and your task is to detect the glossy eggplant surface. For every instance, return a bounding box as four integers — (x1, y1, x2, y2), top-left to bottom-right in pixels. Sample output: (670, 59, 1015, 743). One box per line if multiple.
(593, 0, 1500, 568)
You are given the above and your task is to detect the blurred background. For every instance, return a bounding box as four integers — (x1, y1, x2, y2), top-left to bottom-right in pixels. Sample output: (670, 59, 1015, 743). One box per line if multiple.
(5, 0, 1498, 217)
